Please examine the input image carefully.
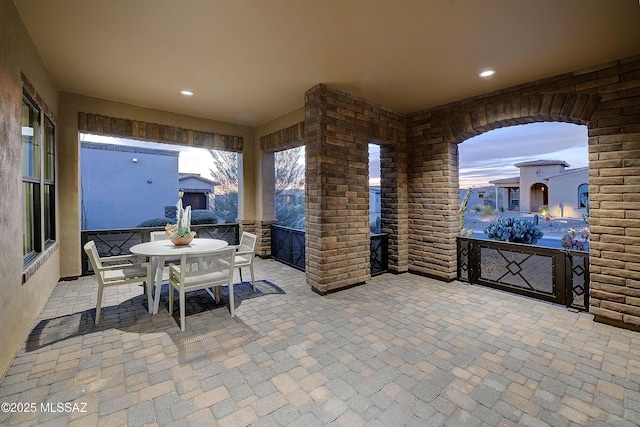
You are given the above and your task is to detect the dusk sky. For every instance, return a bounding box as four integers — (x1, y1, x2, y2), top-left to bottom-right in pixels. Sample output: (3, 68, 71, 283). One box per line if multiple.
(83, 120, 588, 189)
(458, 122, 588, 189)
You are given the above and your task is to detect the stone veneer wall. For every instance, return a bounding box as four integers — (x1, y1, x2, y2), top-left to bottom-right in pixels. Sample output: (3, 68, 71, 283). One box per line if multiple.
(406, 56, 640, 330)
(304, 84, 407, 294)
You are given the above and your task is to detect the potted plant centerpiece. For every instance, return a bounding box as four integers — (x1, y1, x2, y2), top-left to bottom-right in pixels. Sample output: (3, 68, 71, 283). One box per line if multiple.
(166, 199, 196, 246)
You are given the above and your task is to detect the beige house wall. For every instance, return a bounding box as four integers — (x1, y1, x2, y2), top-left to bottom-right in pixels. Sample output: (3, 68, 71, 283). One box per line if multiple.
(0, 0, 61, 379)
(548, 170, 589, 219)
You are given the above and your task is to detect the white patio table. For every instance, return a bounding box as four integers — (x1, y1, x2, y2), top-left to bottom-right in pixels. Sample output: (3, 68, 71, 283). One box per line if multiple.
(130, 238, 229, 314)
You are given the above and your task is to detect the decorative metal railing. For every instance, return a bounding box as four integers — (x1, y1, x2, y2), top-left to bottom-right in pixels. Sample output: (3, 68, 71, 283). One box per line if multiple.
(270, 225, 389, 276)
(271, 225, 306, 271)
(81, 224, 239, 275)
(457, 237, 589, 311)
(370, 233, 389, 276)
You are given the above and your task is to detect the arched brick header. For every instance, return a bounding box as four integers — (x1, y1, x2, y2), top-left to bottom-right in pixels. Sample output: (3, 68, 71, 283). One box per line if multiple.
(444, 93, 601, 144)
(78, 112, 243, 152)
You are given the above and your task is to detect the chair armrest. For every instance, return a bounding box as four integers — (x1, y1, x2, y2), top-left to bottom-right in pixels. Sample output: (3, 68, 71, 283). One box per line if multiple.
(235, 250, 253, 256)
(100, 254, 143, 263)
(95, 262, 147, 272)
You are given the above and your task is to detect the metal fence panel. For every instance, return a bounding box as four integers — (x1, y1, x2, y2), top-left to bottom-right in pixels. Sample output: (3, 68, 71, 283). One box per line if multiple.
(457, 237, 589, 311)
(271, 226, 389, 275)
(81, 224, 239, 275)
(271, 225, 306, 271)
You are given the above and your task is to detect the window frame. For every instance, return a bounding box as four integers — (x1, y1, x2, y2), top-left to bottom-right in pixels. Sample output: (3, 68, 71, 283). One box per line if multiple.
(578, 183, 589, 209)
(22, 90, 56, 268)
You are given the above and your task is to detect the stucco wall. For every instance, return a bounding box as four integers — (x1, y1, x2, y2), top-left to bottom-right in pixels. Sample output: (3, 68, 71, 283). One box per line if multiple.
(548, 170, 589, 219)
(0, 0, 60, 379)
(81, 143, 180, 229)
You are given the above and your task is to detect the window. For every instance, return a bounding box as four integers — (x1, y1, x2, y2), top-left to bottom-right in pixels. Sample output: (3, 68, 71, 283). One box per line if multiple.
(22, 92, 56, 267)
(578, 183, 589, 208)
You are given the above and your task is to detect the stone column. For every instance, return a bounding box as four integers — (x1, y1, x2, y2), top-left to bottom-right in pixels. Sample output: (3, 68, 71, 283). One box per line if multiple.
(305, 84, 371, 294)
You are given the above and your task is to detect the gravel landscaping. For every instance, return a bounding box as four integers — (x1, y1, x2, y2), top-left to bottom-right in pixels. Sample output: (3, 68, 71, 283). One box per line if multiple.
(462, 209, 588, 238)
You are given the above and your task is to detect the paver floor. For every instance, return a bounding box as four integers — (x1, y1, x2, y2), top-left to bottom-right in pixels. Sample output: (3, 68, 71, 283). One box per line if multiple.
(0, 258, 639, 426)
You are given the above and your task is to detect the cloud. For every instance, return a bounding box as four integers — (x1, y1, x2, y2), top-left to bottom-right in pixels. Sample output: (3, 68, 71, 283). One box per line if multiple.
(459, 122, 588, 187)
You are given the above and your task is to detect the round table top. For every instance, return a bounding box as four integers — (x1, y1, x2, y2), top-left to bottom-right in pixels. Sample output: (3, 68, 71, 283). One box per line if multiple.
(130, 238, 229, 257)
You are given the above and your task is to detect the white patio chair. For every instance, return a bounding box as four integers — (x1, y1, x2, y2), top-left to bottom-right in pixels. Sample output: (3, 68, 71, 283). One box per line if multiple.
(150, 231, 169, 242)
(83, 240, 150, 325)
(168, 247, 235, 331)
(232, 231, 257, 292)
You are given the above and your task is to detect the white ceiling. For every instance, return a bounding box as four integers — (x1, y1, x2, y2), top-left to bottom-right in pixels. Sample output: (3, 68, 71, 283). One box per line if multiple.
(13, 0, 640, 127)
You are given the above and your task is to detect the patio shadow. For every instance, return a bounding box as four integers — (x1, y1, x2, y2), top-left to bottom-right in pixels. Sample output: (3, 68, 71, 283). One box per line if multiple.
(25, 280, 284, 352)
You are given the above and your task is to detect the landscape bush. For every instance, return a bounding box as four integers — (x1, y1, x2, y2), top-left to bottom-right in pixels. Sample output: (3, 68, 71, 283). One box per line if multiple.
(136, 217, 175, 227)
(484, 217, 544, 245)
(190, 210, 219, 225)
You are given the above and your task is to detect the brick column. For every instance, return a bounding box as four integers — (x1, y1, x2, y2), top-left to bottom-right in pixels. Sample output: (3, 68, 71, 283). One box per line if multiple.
(304, 84, 407, 293)
(305, 85, 371, 293)
(381, 142, 409, 273)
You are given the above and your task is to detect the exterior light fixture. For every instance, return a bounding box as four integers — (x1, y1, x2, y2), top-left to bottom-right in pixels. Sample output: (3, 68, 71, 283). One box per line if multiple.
(132, 158, 138, 163)
(180, 90, 194, 96)
(479, 70, 495, 78)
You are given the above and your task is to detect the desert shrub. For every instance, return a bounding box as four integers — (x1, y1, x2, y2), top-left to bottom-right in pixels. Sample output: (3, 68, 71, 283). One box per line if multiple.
(561, 227, 590, 251)
(484, 217, 544, 245)
(479, 205, 496, 217)
(137, 217, 175, 227)
(190, 210, 218, 225)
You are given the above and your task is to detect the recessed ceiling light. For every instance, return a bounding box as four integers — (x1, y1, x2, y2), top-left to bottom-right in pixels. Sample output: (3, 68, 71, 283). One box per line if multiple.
(479, 70, 495, 78)
(180, 90, 194, 96)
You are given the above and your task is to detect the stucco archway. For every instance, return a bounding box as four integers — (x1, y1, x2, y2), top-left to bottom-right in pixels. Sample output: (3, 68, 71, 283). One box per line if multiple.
(530, 183, 549, 213)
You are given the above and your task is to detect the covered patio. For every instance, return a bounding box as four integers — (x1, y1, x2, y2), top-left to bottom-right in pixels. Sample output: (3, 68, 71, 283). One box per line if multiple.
(3, 1, 640, 425)
(1, 258, 639, 426)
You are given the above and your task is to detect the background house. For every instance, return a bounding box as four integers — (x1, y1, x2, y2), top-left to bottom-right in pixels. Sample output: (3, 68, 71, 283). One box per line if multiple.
(490, 160, 588, 218)
(81, 142, 180, 229)
(370, 186, 381, 233)
(178, 173, 216, 212)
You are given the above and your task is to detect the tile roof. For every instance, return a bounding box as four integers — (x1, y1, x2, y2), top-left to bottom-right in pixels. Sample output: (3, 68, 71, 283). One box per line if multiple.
(489, 176, 520, 184)
(514, 160, 570, 168)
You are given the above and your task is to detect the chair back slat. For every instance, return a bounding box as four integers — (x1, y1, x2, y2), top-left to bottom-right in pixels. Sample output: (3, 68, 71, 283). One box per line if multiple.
(239, 232, 257, 252)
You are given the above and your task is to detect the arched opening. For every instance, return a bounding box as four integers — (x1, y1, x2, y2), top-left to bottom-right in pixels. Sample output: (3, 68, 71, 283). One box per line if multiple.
(458, 122, 588, 236)
(530, 182, 548, 213)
